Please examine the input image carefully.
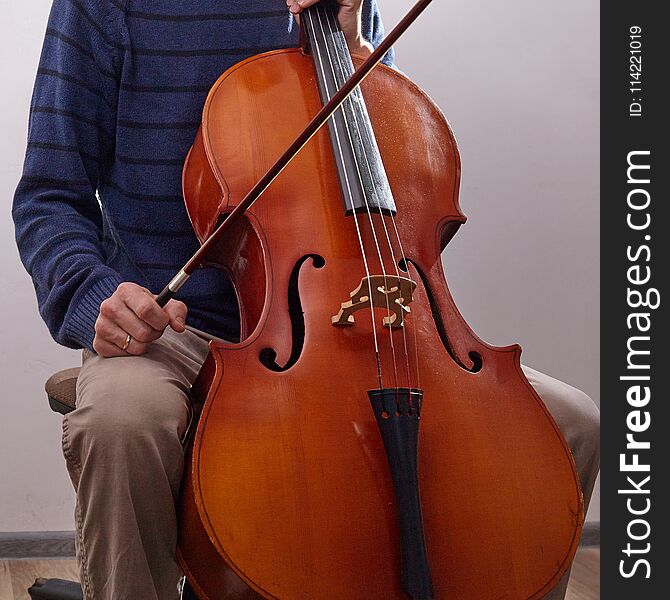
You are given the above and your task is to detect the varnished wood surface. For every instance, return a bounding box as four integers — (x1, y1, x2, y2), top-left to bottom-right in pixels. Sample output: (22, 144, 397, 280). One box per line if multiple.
(0, 551, 600, 599)
(0, 559, 79, 600)
(565, 548, 600, 600)
(0, 533, 74, 561)
(179, 46, 583, 599)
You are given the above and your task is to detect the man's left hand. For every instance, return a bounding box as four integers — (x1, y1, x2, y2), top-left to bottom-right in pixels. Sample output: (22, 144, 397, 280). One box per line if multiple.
(286, 0, 374, 57)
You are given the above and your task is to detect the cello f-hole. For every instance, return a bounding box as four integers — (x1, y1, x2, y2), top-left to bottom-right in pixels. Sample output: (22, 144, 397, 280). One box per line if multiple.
(259, 254, 326, 372)
(406, 258, 483, 373)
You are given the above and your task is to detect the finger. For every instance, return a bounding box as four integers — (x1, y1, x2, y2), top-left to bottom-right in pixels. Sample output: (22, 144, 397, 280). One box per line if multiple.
(103, 300, 163, 344)
(288, 0, 319, 14)
(95, 317, 151, 355)
(285, 1, 301, 25)
(164, 300, 188, 333)
(94, 335, 149, 357)
(121, 287, 170, 332)
(123, 337, 150, 356)
(93, 337, 127, 358)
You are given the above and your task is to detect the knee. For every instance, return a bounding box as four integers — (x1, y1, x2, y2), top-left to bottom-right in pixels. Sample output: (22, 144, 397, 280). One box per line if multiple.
(528, 367, 600, 465)
(66, 357, 189, 458)
(584, 401, 600, 449)
(564, 388, 600, 505)
(570, 388, 600, 453)
(554, 386, 600, 498)
(550, 383, 600, 464)
(528, 366, 600, 449)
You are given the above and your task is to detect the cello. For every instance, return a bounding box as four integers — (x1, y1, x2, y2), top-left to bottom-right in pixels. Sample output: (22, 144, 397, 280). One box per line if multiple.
(154, 0, 584, 597)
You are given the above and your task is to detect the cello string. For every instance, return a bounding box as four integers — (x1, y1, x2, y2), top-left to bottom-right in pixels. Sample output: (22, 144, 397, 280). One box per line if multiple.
(306, 8, 386, 389)
(390, 217, 421, 390)
(326, 8, 422, 394)
(313, 6, 401, 388)
(322, 6, 415, 394)
(322, 5, 422, 393)
(309, 6, 400, 391)
(322, 6, 413, 392)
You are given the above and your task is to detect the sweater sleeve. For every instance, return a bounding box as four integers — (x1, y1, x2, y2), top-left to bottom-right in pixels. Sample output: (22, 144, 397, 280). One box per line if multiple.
(362, 0, 395, 67)
(12, 0, 125, 351)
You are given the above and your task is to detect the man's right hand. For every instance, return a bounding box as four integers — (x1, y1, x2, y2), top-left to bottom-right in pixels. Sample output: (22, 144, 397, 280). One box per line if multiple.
(93, 282, 187, 357)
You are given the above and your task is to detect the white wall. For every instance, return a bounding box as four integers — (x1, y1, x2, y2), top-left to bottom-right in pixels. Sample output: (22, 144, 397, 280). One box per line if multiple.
(0, 0, 599, 532)
(382, 0, 600, 520)
(1, 0, 81, 531)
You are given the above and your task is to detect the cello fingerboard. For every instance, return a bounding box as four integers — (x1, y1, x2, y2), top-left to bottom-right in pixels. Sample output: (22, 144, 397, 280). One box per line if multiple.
(302, 0, 397, 216)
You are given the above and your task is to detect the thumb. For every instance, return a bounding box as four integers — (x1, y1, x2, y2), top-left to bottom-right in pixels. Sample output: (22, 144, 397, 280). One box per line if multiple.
(165, 299, 187, 333)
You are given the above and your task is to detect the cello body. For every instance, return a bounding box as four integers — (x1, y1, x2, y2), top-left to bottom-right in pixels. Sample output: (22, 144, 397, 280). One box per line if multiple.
(175, 29, 584, 600)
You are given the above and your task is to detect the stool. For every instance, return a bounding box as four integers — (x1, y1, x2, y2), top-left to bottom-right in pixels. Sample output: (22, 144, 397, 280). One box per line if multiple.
(29, 368, 198, 600)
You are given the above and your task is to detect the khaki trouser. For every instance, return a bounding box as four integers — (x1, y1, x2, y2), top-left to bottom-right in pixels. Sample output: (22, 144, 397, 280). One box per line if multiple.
(62, 327, 600, 600)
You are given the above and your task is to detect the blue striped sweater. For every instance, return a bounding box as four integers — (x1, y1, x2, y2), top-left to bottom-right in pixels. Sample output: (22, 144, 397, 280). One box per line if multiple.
(13, 0, 393, 350)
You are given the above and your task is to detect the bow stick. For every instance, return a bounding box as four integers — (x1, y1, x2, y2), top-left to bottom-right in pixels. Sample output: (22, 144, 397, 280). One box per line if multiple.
(156, 0, 433, 307)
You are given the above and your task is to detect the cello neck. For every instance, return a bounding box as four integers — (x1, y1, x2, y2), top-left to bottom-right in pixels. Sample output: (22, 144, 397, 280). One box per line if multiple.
(302, 0, 396, 216)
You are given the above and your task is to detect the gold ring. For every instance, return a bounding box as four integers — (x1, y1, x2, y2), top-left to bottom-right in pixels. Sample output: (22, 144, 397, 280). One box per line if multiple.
(122, 333, 132, 351)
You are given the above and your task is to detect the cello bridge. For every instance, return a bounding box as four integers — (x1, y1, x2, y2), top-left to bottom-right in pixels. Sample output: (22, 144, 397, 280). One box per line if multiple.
(331, 275, 416, 329)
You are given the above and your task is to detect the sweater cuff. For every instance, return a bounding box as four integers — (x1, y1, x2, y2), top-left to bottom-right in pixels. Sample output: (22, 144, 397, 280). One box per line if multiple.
(64, 275, 123, 351)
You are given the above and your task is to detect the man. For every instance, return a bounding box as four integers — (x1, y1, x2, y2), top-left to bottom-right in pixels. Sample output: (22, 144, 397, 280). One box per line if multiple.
(13, 0, 599, 598)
